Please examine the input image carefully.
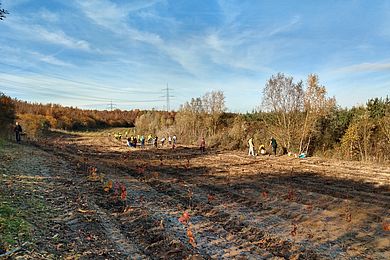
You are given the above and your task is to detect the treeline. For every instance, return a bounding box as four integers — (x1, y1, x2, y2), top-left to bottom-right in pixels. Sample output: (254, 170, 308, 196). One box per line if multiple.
(135, 74, 389, 162)
(1, 72, 389, 162)
(0, 94, 148, 138)
(0, 93, 16, 137)
(11, 99, 146, 136)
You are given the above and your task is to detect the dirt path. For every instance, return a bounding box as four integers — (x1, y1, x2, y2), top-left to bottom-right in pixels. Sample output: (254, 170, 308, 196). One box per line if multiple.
(1, 131, 390, 259)
(0, 142, 144, 259)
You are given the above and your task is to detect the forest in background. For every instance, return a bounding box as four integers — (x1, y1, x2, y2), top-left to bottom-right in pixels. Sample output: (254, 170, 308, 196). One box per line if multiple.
(1, 73, 389, 162)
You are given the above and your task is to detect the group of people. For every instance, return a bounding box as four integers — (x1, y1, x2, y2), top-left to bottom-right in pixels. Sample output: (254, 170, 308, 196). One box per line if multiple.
(248, 136, 278, 156)
(9, 122, 285, 159)
(121, 133, 177, 149)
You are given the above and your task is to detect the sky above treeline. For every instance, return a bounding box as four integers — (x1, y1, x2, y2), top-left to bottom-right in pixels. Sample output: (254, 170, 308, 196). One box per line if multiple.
(0, 0, 389, 112)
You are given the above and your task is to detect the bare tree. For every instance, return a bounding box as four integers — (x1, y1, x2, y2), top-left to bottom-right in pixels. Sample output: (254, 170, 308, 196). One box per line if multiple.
(262, 73, 304, 150)
(174, 90, 226, 142)
(298, 74, 336, 153)
(202, 91, 226, 114)
(202, 91, 226, 135)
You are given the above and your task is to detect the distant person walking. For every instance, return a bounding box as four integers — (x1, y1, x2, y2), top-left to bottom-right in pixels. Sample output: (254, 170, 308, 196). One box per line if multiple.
(14, 122, 23, 143)
(200, 137, 206, 153)
(248, 137, 255, 156)
(270, 137, 278, 156)
(154, 136, 158, 148)
(172, 135, 177, 149)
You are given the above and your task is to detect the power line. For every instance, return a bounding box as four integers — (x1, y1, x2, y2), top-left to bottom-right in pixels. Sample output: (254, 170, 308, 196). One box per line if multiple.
(162, 83, 174, 112)
(108, 100, 117, 111)
(0, 61, 162, 96)
(0, 61, 171, 109)
(0, 80, 165, 104)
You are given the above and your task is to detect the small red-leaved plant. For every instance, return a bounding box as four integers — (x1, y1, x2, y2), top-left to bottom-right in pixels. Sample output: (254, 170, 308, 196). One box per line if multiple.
(382, 222, 390, 231)
(187, 226, 196, 247)
(178, 211, 190, 224)
(120, 183, 127, 201)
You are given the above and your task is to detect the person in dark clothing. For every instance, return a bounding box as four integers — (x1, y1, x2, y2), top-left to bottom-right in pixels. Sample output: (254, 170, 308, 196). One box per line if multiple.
(14, 122, 22, 143)
(133, 137, 137, 148)
(200, 137, 206, 153)
(154, 136, 158, 148)
(270, 137, 277, 156)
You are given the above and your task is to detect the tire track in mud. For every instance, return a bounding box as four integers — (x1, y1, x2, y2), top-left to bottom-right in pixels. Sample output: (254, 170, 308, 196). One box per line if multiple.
(35, 135, 390, 259)
(38, 141, 299, 258)
(82, 156, 277, 258)
(142, 164, 388, 259)
(1, 143, 143, 259)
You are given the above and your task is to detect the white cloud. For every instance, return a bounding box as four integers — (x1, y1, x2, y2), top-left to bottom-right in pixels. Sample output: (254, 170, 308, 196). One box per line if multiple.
(335, 62, 390, 73)
(2, 15, 91, 51)
(30, 51, 73, 67)
(77, 0, 164, 45)
(1, 0, 30, 8)
(267, 15, 301, 36)
(39, 8, 59, 22)
(34, 27, 91, 50)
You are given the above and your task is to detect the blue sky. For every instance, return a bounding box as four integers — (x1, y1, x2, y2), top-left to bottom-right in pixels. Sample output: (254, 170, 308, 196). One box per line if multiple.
(0, 0, 389, 112)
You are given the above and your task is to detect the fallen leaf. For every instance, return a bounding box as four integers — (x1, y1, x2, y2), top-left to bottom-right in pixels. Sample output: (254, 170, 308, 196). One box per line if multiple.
(77, 208, 96, 214)
(103, 180, 113, 192)
(383, 222, 390, 231)
(291, 224, 297, 236)
(207, 194, 215, 203)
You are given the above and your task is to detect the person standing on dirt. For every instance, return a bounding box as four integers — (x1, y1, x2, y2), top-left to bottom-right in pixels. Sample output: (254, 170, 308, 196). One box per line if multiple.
(248, 137, 255, 156)
(140, 135, 145, 149)
(270, 137, 278, 156)
(168, 136, 172, 145)
(133, 136, 137, 148)
(14, 122, 23, 143)
(172, 135, 177, 149)
(200, 137, 206, 153)
(154, 136, 158, 148)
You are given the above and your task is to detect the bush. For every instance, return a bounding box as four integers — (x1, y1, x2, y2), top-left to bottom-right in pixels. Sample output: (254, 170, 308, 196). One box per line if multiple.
(0, 93, 15, 138)
(18, 114, 51, 139)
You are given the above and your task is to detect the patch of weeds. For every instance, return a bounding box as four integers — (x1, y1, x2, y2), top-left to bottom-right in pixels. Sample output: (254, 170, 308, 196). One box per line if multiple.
(0, 201, 32, 250)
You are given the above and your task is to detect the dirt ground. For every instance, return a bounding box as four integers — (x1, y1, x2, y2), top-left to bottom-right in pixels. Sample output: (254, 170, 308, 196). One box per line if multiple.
(1, 130, 389, 259)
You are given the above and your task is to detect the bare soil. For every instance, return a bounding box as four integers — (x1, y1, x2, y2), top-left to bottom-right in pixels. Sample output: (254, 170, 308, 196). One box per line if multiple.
(1, 130, 389, 259)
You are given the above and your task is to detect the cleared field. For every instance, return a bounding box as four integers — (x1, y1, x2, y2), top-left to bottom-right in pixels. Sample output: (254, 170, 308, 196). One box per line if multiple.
(1, 130, 389, 259)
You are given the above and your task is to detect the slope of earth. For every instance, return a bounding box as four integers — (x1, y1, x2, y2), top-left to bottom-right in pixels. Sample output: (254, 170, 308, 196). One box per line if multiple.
(1, 129, 389, 259)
